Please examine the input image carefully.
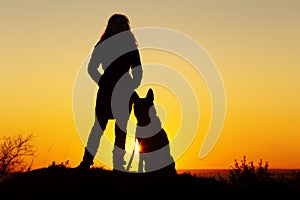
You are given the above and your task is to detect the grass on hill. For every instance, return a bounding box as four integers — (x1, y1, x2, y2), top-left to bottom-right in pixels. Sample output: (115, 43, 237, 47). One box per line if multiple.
(0, 157, 300, 199)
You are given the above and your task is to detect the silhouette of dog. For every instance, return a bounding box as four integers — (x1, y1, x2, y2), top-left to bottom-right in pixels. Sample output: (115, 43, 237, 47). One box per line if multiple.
(129, 88, 177, 176)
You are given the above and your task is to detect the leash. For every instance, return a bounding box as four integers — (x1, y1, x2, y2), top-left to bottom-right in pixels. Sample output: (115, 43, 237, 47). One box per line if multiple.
(126, 138, 137, 172)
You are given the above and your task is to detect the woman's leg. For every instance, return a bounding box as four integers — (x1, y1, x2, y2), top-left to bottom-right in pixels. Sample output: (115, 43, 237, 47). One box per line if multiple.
(77, 115, 108, 169)
(86, 115, 108, 157)
(112, 122, 127, 171)
(111, 82, 135, 171)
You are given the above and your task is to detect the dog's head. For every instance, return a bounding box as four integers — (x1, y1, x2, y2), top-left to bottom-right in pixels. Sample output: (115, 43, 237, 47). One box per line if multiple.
(129, 88, 155, 126)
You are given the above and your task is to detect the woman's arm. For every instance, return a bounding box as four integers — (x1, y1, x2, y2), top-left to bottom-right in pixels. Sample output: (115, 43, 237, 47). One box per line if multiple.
(87, 43, 102, 84)
(130, 50, 143, 88)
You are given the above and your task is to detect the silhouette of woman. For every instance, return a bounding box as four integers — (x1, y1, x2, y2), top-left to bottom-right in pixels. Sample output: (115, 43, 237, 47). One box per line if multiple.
(77, 14, 143, 171)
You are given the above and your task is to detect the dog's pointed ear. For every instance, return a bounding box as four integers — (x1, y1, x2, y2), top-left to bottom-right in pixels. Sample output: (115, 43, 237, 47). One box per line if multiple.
(146, 88, 154, 101)
(129, 91, 139, 113)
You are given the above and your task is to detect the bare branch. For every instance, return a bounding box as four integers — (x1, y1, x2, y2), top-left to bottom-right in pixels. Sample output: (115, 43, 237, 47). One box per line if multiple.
(0, 133, 36, 182)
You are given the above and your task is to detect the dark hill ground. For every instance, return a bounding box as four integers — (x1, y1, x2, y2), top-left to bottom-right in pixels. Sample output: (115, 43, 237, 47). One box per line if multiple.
(0, 166, 299, 199)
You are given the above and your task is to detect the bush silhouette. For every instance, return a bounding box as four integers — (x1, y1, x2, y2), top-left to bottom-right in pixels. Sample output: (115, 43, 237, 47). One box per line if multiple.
(228, 155, 271, 189)
(0, 133, 36, 183)
(48, 160, 71, 169)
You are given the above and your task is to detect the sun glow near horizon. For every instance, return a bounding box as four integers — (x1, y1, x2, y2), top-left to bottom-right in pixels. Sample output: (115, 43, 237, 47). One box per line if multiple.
(1, 1, 300, 170)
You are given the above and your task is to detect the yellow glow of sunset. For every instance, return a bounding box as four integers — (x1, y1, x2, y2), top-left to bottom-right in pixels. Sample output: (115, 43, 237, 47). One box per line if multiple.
(1, 1, 300, 171)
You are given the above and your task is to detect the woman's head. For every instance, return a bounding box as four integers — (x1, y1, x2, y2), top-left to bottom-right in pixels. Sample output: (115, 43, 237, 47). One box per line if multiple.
(100, 14, 132, 42)
(109, 14, 130, 34)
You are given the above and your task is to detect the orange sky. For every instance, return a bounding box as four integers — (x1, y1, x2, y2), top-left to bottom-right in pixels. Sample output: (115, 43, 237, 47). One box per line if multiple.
(1, 1, 300, 170)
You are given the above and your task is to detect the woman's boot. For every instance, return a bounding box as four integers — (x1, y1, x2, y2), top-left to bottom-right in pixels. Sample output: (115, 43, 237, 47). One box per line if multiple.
(76, 147, 94, 170)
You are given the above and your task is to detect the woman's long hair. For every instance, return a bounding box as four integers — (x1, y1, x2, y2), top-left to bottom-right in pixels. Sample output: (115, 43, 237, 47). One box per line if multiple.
(99, 14, 138, 47)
